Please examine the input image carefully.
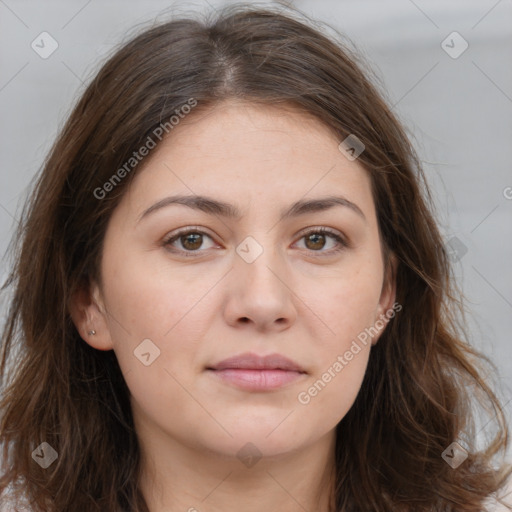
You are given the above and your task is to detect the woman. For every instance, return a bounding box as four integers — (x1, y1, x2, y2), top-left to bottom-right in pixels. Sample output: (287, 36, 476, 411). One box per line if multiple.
(0, 4, 510, 511)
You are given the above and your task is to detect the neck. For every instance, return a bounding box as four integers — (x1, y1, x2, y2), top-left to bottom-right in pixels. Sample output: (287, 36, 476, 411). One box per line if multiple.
(137, 424, 337, 512)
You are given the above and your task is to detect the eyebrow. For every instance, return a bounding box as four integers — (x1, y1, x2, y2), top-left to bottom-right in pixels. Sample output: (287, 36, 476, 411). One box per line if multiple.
(137, 194, 366, 224)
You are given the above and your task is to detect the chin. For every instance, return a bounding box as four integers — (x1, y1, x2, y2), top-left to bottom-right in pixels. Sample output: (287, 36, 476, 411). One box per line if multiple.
(197, 426, 307, 460)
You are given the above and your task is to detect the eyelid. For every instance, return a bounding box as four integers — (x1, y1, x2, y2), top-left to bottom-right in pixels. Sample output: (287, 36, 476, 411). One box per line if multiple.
(162, 226, 219, 255)
(295, 226, 349, 254)
(296, 226, 346, 242)
(162, 225, 349, 256)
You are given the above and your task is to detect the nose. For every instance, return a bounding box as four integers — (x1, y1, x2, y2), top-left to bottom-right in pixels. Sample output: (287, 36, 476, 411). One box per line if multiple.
(222, 241, 297, 333)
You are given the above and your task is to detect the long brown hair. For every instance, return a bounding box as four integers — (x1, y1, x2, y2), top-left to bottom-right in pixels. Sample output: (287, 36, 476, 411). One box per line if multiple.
(1, 4, 510, 511)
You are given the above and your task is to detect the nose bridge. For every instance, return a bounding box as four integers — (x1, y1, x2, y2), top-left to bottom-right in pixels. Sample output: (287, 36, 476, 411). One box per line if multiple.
(224, 230, 296, 329)
(235, 231, 286, 292)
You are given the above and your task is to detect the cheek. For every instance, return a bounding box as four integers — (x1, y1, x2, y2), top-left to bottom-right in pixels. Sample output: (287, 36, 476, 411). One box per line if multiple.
(310, 263, 383, 346)
(297, 286, 373, 423)
(303, 348, 370, 431)
(102, 241, 210, 336)
(297, 260, 381, 412)
(103, 258, 210, 436)
(100, 248, 210, 380)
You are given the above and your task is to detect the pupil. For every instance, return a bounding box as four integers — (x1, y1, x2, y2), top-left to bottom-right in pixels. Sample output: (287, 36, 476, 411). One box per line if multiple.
(183, 233, 202, 250)
(307, 233, 325, 250)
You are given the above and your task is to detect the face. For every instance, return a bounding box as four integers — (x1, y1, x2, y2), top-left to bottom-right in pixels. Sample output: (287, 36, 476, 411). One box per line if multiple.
(72, 100, 396, 462)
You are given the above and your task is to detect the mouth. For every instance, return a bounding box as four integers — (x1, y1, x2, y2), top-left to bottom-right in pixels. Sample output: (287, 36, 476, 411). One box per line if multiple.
(205, 352, 307, 391)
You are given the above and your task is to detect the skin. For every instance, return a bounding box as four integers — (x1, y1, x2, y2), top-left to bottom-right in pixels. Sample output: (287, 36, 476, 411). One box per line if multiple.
(71, 99, 397, 512)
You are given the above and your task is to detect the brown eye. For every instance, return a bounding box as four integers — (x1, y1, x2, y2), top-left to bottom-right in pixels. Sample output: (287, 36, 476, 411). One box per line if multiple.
(163, 228, 216, 255)
(296, 227, 348, 255)
(180, 232, 203, 251)
(304, 232, 327, 251)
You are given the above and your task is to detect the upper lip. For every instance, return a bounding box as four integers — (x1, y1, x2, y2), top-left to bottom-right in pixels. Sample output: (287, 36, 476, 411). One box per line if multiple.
(207, 352, 306, 373)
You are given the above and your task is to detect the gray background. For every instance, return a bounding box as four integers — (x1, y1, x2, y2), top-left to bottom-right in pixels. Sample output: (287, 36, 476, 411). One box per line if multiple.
(1, 0, 511, 455)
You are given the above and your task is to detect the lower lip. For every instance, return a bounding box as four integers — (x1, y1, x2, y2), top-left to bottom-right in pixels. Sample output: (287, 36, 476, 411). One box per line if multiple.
(207, 368, 305, 391)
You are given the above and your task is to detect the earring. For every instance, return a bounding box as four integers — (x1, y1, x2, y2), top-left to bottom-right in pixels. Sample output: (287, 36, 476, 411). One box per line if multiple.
(88, 330, 96, 335)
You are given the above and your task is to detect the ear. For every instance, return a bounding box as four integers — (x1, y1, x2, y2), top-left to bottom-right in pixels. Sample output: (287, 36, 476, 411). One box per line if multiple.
(69, 278, 114, 351)
(371, 252, 399, 346)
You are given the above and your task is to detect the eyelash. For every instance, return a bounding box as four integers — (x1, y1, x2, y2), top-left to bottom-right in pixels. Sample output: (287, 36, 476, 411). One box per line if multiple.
(162, 226, 349, 258)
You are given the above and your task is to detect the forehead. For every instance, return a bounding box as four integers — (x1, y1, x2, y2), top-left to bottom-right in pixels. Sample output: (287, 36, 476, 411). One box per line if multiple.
(157, 100, 343, 162)
(121, 100, 376, 223)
